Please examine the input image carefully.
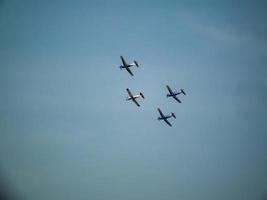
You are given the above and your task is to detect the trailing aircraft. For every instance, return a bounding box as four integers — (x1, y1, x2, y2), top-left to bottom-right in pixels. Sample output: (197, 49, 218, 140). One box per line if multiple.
(166, 85, 186, 103)
(119, 56, 139, 76)
(157, 108, 176, 127)
(126, 88, 144, 107)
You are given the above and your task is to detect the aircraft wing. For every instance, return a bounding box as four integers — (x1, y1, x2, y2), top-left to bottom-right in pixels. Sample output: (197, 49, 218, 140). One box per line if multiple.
(132, 98, 140, 107)
(157, 108, 165, 118)
(126, 88, 134, 98)
(126, 67, 134, 76)
(173, 96, 181, 103)
(164, 118, 172, 127)
(166, 85, 174, 95)
(120, 56, 127, 66)
(126, 88, 140, 107)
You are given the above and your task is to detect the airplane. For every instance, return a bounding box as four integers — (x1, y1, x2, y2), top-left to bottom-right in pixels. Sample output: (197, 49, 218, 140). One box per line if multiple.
(126, 88, 144, 107)
(157, 108, 176, 127)
(119, 56, 139, 76)
(166, 85, 186, 103)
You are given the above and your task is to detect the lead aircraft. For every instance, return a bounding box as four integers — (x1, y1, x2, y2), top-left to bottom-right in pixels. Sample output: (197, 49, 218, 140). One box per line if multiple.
(119, 56, 139, 76)
(157, 108, 176, 127)
(166, 85, 186, 103)
(126, 88, 144, 107)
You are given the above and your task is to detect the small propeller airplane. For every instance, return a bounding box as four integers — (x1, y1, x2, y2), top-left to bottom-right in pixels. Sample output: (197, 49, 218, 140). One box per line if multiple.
(157, 108, 176, 127)
(126, 88, 145, 107)
(119, 56, 139, 76)
(166, 85, 186, 103)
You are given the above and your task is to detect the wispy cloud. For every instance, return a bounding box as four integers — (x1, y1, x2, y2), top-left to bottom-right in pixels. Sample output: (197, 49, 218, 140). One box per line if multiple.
(179, 12, 247, 44)
(178, 9, 267, 48)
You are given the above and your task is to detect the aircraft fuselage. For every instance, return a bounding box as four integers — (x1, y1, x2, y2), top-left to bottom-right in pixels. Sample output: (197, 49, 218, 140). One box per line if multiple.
(120, 63, 135, 69)
(167, 92, 182, 97)
(127, 95, 141, 101)
(158, 115, 171, 120)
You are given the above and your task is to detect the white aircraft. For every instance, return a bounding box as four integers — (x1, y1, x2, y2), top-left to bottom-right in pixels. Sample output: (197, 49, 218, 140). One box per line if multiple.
(119, 56, 139, 76)
(126, 88, 144, 107)
(157, 108, 176, 127)
(166, 85, 186, 103)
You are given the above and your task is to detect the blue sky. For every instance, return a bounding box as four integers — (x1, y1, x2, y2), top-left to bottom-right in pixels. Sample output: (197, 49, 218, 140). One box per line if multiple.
(0, 1, 267, 200)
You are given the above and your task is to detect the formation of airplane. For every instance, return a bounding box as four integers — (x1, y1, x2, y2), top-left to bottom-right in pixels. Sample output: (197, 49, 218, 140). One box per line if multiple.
(157, 108, 176, 127)
(166, 85, 186, 103)
(119, 56, 187, 127)
(126, 88, 144, 107)
(119, 56, 139, 76)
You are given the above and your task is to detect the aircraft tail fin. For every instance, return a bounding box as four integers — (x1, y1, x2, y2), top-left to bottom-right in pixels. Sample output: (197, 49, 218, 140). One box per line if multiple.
(140, 92, 145, 99)
(171, 112, 176, 119)
(134, 61, 139, 67)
